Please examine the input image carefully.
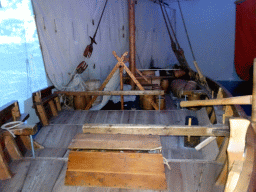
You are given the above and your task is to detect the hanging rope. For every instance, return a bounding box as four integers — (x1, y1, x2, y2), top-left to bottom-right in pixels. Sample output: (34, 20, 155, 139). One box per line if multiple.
(158, 0, 176, 50)
(163, 4, 180, 50)
(158, 0, 189, 68)
(177, 0, 196, 61)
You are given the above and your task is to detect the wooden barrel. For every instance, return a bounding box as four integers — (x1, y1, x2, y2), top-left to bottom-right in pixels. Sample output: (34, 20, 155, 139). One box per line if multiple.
(184, 80, 197, 91)
(74, 96, 86, 110)
(142, 70, 155, 77)
(156, 96, 165, 110)
(85, 79, 101, 91)
(161, 79, 169, 93)
(174, 69, 186, 78)
(170, 79, 187, 98)
(142, 95, 154, 110)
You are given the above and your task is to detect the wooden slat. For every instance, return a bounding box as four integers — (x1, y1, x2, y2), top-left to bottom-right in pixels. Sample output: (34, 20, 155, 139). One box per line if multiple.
(68, 134, 161, 151)
(56, 90, 164, 96)
(21, 160, 65, 192)
(65, 151, 167, 190)
(0, 160, 31, 191)
(82, 123, 229, 136)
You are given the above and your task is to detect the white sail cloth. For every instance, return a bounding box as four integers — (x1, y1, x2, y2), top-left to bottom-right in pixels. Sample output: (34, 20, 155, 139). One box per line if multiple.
(32, 0, 177, 90)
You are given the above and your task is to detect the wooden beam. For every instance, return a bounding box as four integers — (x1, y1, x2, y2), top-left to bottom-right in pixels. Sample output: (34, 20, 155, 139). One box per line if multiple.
(180, 95, 252, 108)
(120, 66, 124, 110)
(252, 58, 256, 126)
(5, 135, 22, 160)
(11, 124, 38, 136)
(82, 124, 229, 136)
(68, 134, 161, 151)
(55, 90, 164, 96)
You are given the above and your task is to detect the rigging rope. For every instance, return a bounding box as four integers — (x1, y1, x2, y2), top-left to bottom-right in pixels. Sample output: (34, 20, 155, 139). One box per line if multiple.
(158, 0, 176, 49)
(177, 0, 196, 61)
(158, 0, 189, 68)
(162, 4, 180, 50)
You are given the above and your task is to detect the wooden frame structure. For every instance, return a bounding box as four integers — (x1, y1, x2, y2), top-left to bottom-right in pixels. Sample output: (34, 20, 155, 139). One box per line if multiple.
(0, 101, 41, 180)
(33, 86, 62, 126)
(84, 51, 161, 110)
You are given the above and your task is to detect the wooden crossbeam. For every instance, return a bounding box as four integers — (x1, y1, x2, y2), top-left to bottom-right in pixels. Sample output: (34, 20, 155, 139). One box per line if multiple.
(82, 123, 229, 136)
(85, 51, 160, 110)
(56, 90, 164, 96)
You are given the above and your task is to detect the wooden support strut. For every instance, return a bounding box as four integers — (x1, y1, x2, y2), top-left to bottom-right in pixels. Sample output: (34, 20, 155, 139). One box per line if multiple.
(85, 51, 159, 110)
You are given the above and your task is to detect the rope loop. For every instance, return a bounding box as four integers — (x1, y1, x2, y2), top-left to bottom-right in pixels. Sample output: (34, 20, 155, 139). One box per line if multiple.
(1, 121, 23, 138)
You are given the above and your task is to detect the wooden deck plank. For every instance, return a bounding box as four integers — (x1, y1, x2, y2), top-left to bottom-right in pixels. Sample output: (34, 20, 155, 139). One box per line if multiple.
(50, 110, 75, 124)
(68, 134, 161, 151)
(105, 111, 122, 124)
(0, 160, 31, 192)
(66, 110, 87, 124)
(94, 110, 108, 124)
(41, 125, 81, 148)
(121, 111, 136, 124)
(34, 125, 53, 145)
(21, 160, 65, 192)
(135, 111, 159, 124)
(75, 110, 89, 124)
(84, 111, 99, 123)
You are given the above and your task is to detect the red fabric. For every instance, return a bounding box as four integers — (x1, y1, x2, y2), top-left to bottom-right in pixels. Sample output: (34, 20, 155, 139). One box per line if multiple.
(235, 0, 256, 81)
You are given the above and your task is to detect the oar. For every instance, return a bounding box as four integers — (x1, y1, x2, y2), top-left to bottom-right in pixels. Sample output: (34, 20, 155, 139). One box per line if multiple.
(180, 95, 252, 108)
(83, 0, 108, 58)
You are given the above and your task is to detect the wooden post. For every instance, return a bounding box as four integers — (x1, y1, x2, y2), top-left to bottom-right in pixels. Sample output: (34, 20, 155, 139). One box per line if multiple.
(36, 104, 49, 126)
(11, 102, 21, 121)
(251, 58, 256, 130)
(5, 135, 22, 160)
(120, 66, 124, 110)
(0, 144, 12, 180)
(48, 100, 58, 117)
(128, 0, 136, 90)
(54, 97, 62, 111)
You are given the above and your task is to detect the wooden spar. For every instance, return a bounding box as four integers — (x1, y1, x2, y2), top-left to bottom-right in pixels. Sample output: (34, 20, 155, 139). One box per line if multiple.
(252, 58, 256, 128)
(180, 95, 252, 107)
(128, 0, 136, 90)
(82, 123, 229, 136)
(56, 90, 164, 96)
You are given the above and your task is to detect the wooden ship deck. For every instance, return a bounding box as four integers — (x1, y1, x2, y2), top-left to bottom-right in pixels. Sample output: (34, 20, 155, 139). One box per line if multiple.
(0, 94, 225, 192)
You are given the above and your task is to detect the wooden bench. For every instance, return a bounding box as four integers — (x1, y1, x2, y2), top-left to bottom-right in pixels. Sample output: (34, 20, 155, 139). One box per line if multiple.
(0, 100, 40, 180)
(33, 86, 62, 126)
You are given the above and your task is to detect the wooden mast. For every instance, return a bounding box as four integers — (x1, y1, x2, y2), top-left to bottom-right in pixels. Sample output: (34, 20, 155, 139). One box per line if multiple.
(128, 0, 136, 90)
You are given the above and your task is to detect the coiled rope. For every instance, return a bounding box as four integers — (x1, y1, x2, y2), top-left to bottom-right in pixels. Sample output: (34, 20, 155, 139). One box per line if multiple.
(1, 121, 24, 137)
